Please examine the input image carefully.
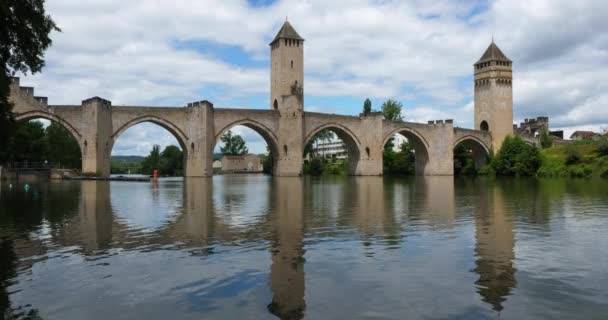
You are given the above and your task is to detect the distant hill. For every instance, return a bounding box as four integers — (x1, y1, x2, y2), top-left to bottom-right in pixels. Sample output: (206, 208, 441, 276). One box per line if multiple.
(111, 155, 145, 163)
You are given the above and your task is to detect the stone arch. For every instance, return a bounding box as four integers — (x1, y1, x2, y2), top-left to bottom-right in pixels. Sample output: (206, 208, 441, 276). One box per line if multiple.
(454, 135, 490, 170)
(111, 115, 189, 152)
(14, 111, 85, 164)
(382, 126, 430, 175)
(110, 115, 190, 176)
(304, 123, 362, 175)
(15, 111, 82, 142)
(214, 119, 280, 174)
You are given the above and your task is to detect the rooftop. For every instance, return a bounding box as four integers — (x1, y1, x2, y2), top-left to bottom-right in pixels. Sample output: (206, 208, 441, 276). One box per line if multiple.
(270, 21, 304, 45)
(476, 41, 511, 64)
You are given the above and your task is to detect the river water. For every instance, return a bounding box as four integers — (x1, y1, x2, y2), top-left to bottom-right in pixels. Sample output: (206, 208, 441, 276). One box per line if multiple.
(0, 176, 607, 319)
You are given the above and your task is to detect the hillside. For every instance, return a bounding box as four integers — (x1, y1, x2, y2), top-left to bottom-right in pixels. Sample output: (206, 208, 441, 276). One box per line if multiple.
(111, 155, 145, 163)
(538, 141, 608, 178)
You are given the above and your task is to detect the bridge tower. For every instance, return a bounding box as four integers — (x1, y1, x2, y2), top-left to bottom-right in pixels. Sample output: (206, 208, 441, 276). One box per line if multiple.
(474, 41, 513, 151)
(270, 20, 305, 176)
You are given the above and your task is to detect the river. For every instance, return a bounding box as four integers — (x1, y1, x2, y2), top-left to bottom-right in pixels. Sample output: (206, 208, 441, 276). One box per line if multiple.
(1, 176, 607, 319)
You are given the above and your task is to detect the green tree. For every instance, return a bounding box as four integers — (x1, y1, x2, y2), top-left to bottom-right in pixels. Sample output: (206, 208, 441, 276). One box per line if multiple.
(220, 130, 248, 155)
(539, 128, 553, 149)
(0, 0, 59, 163)
(141, 144, 161, 174)
(491, 136, 542, 176)
(381, 99, 403, 121)
(45, 122, 81, 168)
(383, 140, 415, 175)
(11, 120, 47, 163)
(159, 145, 183, 176)
(363, 98, 372, 115)
(381, 100, 404, 151)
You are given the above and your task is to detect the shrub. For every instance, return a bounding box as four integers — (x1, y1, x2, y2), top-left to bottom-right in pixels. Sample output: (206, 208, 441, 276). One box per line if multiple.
(564, 146, 581, 165)
(596, 140, 608, 156)
(491, 136, 542, 176)
(539, 128, 554, 149)
(601, 169, 608, 179)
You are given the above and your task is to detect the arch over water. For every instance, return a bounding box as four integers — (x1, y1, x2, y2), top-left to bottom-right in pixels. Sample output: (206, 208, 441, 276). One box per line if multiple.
(382, 126, 430, 175)
(454, 135, 490, 170)
(214, 119, 280, 174)
(110, 116, 189, 176)
(111, 115, 189, 152)
(15, 111, 82, 144)
(304, 123, 362, 175)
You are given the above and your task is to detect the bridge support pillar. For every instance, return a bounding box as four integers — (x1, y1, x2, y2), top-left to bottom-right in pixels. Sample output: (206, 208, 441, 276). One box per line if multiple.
(80, 97, 113, 178)
(275, 96, 304, 176)
(424, 122, 454, 175)
(184, 101, 215, 177)
(354, 114, 383, 176)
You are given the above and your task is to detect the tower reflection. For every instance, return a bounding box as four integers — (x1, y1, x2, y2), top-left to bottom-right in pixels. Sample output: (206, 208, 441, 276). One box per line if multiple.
(267, 177, 306, 320)
(472, 181, 516, 312)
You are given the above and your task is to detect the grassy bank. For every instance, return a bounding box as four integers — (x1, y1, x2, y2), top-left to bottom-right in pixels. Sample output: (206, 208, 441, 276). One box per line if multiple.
(538, 141, 608, 178)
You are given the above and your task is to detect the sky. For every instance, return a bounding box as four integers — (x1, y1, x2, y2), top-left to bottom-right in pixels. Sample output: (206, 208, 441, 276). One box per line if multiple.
(21, 0, 608, 155)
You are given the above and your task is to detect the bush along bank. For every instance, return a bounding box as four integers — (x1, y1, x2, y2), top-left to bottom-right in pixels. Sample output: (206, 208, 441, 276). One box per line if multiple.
(479, 136, 608, 178)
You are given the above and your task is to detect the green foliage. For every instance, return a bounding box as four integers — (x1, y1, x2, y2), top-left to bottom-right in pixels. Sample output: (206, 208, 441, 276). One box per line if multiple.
(220, 130, 248, 155)
(302, 158, 347, 176)
(45, 122, 80, 168)
(0, 0, 59, 163)
(564, 145, 581, 165)
(139, 144, 184, 176)
(11, 121, 47, 162)
(381, 99, 403, 121)
(491, 135, 542, 176)
(596, 139, 608, 156)
(363, 98, 372, 115)
(383, 141, 415, 175)
(305, 158, 324, 176)
(539, 128, 554, 149)
(159, 145, 183, 176)
(453, 144, 478, 176)
(538, 141, 608, 178)
(140, 145, 161, 174)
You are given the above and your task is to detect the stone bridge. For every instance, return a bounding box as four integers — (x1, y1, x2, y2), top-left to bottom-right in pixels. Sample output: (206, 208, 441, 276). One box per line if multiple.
(8, 77, 493, 177)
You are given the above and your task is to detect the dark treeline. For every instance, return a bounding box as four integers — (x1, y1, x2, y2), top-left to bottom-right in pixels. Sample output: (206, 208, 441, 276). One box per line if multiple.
(5, 120, 81, 169)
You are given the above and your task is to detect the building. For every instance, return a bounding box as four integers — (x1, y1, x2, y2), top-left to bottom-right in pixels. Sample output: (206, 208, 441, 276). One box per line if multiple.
(220, 154, 262, 173)
(309, 140, 347, 160)
(570, 131, 600, 141)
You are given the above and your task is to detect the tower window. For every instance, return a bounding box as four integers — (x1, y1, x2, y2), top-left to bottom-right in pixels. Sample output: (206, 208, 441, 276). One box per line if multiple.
(273, 99, 278, 110)
(480, 120, 489, 132)
(291, 60, 293, 69)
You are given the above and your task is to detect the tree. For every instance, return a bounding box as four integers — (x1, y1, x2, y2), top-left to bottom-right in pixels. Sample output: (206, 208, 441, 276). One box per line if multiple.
(539, 128, 553, 149)
(0, 0, 60, 163)
(220, 130, 248, 155)
(11, 120, 47, 163)
(363, 98, 372, 115)
(491, 136, 542, 176)
(45, 122, 81, 168)
(141, 144, 161, 174)
(160, 145, 183, 176)
(381, 99, 403, 121)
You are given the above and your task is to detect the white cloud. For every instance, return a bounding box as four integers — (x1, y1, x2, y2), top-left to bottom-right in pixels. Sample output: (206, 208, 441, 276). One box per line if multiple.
(16, 0, 608, 154)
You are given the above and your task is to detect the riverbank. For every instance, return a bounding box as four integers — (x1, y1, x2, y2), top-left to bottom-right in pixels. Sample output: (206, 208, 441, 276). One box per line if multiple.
(538, 141, 608, 178)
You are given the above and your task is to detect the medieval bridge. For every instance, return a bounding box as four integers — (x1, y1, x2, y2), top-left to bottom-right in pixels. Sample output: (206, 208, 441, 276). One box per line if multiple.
(8, 22, 509, 178)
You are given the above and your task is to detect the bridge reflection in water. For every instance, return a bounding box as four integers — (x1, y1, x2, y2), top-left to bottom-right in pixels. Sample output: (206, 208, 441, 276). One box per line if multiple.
(0, 176, 526, 318)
